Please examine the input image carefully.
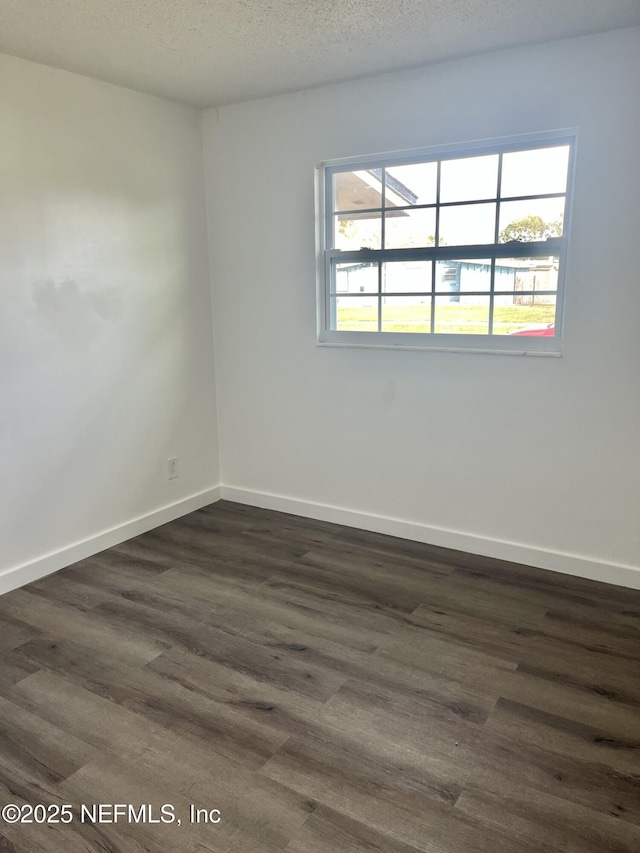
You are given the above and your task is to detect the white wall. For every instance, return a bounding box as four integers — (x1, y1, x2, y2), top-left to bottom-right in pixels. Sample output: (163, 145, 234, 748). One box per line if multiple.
(204, 27, 640, 585)
(1, 54, 220, 590)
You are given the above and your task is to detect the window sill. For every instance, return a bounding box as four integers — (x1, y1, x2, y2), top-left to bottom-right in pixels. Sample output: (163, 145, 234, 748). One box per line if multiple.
(317, 329, 562, 358)
(316, 337, 563, 356)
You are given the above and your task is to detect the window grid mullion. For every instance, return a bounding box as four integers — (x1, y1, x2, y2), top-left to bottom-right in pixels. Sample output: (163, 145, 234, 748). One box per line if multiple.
(326, 170, 335, 250)
(494, 151, 504, 243)
(489, 260, 496, 335)
(377, 262, 382, 332)
(327, 255, 335, 328)
(327, 240, 565, 264)
(435, 160, 441, 247)
(489, 153, 504, 335)
(328, 286, 558, 298)
(333, 191, 566, 219)
(432, 161, 442, 333)
(381, 168, 386, 250)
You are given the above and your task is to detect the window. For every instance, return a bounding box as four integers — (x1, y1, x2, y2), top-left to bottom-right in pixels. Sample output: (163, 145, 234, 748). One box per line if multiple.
(317, 132, 575, 354)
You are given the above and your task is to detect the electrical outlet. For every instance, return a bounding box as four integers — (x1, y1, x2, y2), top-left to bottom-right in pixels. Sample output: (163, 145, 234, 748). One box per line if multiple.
(168, 457, 178, 480)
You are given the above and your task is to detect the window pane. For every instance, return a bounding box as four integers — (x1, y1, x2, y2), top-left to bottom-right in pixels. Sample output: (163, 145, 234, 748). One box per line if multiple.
(440, 154, 499, 203)
(498, 197, 565, 242)
(494, 258, 559, 295)
(438, 203, 496, 246)
(434, 297, 490, 334)
(333, 169, 384, 212)
(382, 296, 431, 332)
(501, 145, 570, 198)
(334, 214, 381, 250)
(492, 258, 558, 335)
(383, 261, 432, 294)
(385, 162, 437, 207)
(384, 208, 436, 249)
(334, 261, 378, 295)
(332, 296, 378, 331)
(435, 259, 492, 297)
(492, 297, 557, 336)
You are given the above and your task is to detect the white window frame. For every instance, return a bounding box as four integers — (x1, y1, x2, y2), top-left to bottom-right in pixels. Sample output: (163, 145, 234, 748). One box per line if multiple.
(316, 130, 576, 355)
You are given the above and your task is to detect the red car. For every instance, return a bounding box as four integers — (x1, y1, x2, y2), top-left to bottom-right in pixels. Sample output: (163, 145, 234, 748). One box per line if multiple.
(510, 324, 555, 337)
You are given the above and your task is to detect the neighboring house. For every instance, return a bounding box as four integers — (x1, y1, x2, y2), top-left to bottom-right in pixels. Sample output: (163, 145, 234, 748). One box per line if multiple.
(337, 258, 558, 306)
(334, 168, 417, 215)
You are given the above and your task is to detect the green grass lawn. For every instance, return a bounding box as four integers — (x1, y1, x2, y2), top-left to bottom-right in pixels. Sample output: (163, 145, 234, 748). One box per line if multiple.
(337, 303, 555, 335)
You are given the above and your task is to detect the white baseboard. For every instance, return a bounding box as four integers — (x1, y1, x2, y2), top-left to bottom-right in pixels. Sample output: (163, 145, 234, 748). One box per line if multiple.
(0, 486, 222, 596)
(222, 485, 640, 591)
(4, 483, 638, 595)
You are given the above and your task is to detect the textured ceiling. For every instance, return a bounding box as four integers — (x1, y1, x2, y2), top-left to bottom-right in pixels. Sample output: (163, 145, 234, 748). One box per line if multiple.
(1, 1, 639, 107)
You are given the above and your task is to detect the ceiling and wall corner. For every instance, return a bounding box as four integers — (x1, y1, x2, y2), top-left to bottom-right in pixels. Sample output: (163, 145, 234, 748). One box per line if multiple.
(0, 1, 639, 106)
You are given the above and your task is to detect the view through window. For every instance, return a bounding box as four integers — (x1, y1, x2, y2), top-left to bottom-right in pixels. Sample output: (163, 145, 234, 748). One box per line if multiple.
(319, 134, 574, 352)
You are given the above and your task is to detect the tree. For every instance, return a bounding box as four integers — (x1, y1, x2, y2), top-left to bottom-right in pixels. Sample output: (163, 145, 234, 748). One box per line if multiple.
(499, 215, 562, 243)
(338, 219, 355, 238)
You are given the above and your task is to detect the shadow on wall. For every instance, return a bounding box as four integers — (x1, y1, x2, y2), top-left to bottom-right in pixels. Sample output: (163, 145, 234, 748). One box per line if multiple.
(32, 278, 122, 346)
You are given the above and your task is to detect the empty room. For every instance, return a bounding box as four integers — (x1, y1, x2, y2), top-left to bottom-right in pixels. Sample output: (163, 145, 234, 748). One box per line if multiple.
(1, 2, 640, 851)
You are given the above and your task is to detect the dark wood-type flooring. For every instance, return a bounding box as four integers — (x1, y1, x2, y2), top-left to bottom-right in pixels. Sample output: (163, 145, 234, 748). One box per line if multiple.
(1, 501, 640, 852)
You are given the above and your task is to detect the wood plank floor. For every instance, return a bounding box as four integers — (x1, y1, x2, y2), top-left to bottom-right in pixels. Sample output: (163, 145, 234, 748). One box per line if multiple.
(1, 500, 639, 852)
